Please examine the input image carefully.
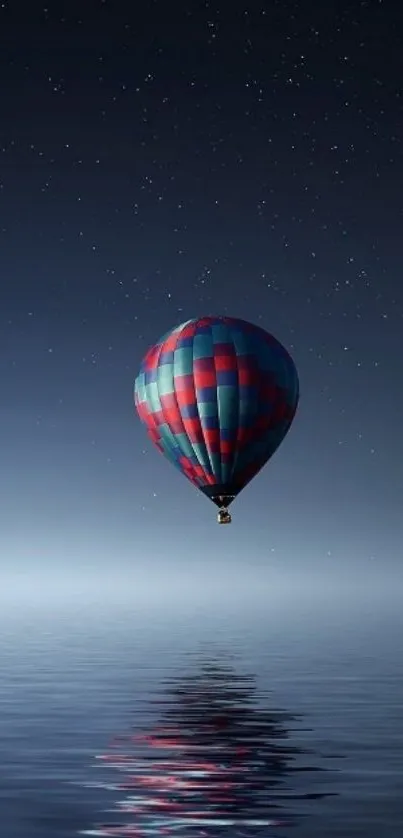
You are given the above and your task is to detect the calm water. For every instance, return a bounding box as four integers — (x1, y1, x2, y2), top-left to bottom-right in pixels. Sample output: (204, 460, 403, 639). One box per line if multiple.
(0, 594, 402, 837)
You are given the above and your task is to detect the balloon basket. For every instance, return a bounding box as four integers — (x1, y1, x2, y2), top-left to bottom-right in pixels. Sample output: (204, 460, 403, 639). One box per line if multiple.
(217, 508, 232, 524)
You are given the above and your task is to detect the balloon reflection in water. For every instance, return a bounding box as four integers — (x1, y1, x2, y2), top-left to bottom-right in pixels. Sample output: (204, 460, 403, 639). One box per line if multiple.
(82, 659, 335, 837)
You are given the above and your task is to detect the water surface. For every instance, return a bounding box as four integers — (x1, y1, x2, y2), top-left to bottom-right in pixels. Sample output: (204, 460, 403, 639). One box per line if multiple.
(0, 592, 402, 836)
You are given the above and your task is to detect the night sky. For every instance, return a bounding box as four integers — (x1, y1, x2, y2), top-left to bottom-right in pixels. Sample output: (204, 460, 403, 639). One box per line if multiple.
(1, 0, 402, 594)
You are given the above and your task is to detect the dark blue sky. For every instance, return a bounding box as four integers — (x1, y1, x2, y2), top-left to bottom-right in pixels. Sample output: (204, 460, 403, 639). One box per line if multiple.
(1, 0, 402, 589)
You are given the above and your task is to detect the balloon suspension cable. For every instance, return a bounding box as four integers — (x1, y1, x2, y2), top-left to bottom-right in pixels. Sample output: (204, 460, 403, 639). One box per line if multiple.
(217, 507, 232, 525)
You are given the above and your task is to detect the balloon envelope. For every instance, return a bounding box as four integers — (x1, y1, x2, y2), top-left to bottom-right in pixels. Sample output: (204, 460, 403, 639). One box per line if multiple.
(134, 316, 299, 507)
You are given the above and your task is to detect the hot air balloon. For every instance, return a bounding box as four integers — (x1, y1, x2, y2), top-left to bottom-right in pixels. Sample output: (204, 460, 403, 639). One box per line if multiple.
(134, 316, 299, 524)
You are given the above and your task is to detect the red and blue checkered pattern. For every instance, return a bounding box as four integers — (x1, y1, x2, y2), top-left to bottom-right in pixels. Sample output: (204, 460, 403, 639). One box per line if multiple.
(134, 316, 299, 502)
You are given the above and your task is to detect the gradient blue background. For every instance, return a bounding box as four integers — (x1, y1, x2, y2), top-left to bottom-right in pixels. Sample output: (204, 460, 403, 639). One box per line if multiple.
(1, 0, 402, 834)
